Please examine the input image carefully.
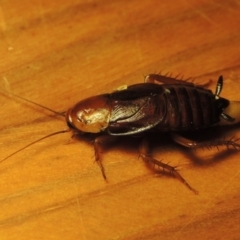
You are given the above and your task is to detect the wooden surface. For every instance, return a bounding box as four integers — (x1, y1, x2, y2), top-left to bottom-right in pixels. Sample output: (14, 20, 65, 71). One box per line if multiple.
(1, 0, 240, 239)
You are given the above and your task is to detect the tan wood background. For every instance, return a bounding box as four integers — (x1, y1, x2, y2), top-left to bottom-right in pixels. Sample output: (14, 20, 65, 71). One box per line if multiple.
(1, 0, 240, 239)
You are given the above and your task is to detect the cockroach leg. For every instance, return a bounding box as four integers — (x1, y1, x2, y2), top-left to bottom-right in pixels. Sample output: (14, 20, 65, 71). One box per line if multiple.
(170, 134, 198, 148)
(144, 73, 194, 85)
(139, 138, 198, 194)
(171, 133, 240, 150)
(94, 135, 118, 180)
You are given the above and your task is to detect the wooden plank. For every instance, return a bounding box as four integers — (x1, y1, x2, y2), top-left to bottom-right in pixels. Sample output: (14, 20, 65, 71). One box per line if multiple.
(0, 0, 240, 239)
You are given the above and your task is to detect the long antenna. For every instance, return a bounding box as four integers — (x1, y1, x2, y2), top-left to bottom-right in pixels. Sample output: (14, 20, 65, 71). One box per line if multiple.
(1, 90, 65, 117)
(1, 129, 71, 164)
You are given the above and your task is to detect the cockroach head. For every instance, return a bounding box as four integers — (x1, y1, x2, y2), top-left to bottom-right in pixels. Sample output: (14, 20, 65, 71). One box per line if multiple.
(65, 94, 111, 133)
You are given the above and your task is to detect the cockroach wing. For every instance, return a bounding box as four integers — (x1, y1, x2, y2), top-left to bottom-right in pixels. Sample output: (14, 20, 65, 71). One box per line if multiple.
(107, 83, 166, 135)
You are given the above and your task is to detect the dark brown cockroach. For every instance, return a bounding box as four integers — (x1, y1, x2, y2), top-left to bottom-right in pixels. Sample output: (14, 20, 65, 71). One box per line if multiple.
(2, 74, 240, 194)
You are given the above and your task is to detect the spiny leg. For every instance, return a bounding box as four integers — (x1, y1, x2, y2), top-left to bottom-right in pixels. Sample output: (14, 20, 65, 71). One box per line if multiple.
(171, 133, 240, 150)
(94, 135, 118, 180)
(139, 138, 198, 194)
(145, 73, 213, 88)
(144, 73, 194, 85)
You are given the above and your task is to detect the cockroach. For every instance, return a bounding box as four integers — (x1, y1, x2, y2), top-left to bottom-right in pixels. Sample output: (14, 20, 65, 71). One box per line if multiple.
(2, 74, 240, 194)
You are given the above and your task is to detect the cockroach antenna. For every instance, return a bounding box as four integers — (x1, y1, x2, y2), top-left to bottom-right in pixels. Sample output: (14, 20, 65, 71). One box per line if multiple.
(0, 90, 70, 164)
(1, 129, 71, 164)
(1, 90, 66, 117)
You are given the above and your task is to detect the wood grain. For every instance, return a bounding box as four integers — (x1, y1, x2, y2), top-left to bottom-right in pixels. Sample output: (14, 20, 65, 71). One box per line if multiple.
(1, 0, 240, 239)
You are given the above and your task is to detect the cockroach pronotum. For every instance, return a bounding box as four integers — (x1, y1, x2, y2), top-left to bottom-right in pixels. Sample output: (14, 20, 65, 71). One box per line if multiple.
(1, 74, 240, 194)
